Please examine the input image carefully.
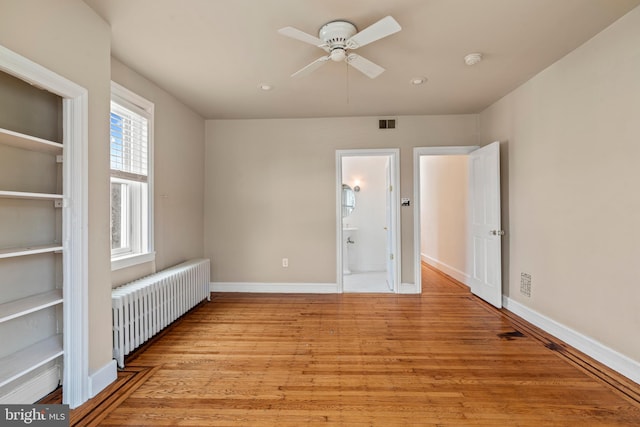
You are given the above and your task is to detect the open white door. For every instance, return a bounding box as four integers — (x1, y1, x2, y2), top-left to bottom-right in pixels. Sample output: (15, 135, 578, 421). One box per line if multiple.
(468, 142, 503, 307)
(385, 159, 395, 291)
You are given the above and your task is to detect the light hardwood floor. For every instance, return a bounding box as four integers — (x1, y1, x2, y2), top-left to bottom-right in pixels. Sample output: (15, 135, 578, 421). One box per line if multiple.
(51, 263, 640, 426)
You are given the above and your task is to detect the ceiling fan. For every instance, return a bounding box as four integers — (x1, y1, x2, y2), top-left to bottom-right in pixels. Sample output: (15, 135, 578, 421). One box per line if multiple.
(278, 16, 401, 79)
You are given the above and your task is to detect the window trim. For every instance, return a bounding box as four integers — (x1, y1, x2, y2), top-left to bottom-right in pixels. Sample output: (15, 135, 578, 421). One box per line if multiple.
(110, 81, 154, 271)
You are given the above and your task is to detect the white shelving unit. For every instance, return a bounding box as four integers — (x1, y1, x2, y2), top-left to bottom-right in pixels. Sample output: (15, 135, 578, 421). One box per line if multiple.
(0, 125, 65, 399)
(0, 127, 63, 154)
(0, 335, 63, 388)
(0, 290, 63, 323)
(0, 245, 64, 259)
(0, 191, 63, 200)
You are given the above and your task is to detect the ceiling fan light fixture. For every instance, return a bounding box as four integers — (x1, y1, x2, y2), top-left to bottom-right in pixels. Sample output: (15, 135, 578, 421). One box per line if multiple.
(330, 48, 346, 62)
(464, 52, 483, 66)
(278, 16, 401, 79)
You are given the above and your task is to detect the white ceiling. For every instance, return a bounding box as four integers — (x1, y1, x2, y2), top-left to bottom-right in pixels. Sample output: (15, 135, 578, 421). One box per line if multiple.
(84, 0, 639, 119)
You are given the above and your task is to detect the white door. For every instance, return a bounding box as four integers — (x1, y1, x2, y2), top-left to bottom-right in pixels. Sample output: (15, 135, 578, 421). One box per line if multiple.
(468, 142, 502, 307)
(385, 159, 394, 291)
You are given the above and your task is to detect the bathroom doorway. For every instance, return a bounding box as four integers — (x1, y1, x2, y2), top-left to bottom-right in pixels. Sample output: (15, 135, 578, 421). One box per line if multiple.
(336, 149, 400, 293)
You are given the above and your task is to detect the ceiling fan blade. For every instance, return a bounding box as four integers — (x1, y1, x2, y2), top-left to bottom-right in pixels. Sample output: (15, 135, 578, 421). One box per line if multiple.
(278, 26, 325, 47)
(346, 54, 386, 79)
(347, 16, 401, 49)
(291, 56, 330, 78)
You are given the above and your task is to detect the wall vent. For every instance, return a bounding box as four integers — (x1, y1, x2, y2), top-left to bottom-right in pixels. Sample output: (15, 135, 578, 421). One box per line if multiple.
(520, 273, 532, 297)
(378, 119, 396, 129)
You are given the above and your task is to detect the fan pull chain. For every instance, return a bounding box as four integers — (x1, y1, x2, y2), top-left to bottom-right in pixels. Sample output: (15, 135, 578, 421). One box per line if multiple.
(346, 60, 350, 104)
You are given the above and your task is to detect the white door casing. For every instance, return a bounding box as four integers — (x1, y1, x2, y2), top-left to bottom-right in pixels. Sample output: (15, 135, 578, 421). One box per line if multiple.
(385, 158, 394, 291)
(336, 149, 400, 293)
(412, 146, 479, 292)
(0, 45, 89, 407)
(468, 141, 502, 307)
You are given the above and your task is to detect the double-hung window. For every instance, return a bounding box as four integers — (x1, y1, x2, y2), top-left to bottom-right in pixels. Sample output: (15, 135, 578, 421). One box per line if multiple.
(110, 82, 154, 270)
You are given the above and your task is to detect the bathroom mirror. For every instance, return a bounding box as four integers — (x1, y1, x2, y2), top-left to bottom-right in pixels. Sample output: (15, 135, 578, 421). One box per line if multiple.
(342, 184, 356, 217)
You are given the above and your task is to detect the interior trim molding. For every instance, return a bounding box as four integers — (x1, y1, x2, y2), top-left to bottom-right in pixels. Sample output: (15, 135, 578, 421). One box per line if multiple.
(398, 282, 420, 294)
(209, 282, 420, 294)
(88, 360, 118, 399)
(0, 366, 60, 404)
(335, 149, 401, 294)
(211, 282, 421, 294)
(421, 254, 470, 286)
(211, 282, 339, 293)
(503, 296, 640, 385)
(412, 146, 479, 291)
(0, 44, 90, 408)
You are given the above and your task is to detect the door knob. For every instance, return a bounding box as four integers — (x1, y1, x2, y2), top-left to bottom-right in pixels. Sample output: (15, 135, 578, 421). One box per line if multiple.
(490, 230, 505, 236)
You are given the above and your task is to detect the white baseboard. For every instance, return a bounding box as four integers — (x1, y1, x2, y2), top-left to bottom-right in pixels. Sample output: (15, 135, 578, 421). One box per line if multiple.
(211, 282, 421, 295)
(503, 296, 640, 385)
(211, 282, 339, 293)
(421, 254, 470, 286)
(398, 282, 420, 294)
(88, 359, 117, 398)
(0, 365, 60, 404)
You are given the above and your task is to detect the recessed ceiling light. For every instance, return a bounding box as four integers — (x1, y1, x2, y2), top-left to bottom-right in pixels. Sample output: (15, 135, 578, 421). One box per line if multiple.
(258, 83, 273, 91)
(410, 77, 427, 85)
(464, 53, 483, 66)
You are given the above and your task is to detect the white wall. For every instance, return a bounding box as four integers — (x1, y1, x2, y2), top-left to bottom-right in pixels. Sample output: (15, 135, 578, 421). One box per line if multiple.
(420, 155, 469, 283)
(479, 6, 640, 363)
(342, 156, 388, 273)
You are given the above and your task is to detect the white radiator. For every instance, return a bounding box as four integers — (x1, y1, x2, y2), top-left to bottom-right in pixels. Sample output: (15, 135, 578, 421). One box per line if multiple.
(111, 258, 210, 368)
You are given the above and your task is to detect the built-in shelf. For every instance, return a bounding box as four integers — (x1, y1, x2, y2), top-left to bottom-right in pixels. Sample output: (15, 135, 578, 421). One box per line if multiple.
(0, 190, 63, 200)
(0, 290, 63, 324)
(0, 335, 63, 388)
(0, 127, 63, 153)
(0, 244, 64, 259)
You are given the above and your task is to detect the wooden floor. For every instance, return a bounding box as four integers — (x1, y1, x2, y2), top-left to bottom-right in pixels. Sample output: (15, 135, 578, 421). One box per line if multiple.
(56, 264, 640, 426)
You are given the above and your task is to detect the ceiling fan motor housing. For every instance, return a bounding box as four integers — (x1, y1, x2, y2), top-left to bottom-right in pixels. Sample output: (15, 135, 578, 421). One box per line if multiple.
(319, 20, 357, 61)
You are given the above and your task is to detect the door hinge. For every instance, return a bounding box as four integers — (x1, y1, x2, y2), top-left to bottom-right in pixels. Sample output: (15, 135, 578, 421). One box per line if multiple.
(389, 185, 393, 192)
(390, 253, 394, 260)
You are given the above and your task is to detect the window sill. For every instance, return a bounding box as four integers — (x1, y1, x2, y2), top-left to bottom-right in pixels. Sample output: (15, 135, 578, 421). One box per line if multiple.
(111, 252, 155, 271)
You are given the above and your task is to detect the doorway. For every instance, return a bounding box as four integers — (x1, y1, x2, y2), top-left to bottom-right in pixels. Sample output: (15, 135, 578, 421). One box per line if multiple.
(413, 144, 503, 307)
(336, 149, 400, 293)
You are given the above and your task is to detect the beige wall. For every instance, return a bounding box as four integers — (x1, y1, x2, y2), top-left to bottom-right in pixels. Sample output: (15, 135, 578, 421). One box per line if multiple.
(479, 7, 640, 361)
(0, 0, 112, 371)
(205, 115, 478, 285)
(0, 0, 206, 383)
(419, 155, 469, 279)
(110, 58, 206, 287)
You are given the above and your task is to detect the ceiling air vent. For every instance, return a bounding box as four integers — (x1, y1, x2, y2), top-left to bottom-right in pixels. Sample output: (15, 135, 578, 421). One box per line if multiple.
(379, 119, 396, 129)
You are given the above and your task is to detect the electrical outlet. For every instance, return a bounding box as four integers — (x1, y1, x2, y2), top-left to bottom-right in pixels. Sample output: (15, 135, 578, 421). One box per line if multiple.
(282, 258, 288, 268)
(520, 273, 531, 297)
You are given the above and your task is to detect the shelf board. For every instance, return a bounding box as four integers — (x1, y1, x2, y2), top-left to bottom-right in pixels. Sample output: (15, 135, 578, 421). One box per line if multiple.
(0, 190, 63, 200)
(0, 290, 63, 324)
(0, 334, 63, 388)
(0, 127, 63, 153)
(0, 244, 64, 259)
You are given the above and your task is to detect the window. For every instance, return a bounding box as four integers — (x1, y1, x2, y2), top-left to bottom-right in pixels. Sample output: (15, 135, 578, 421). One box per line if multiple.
(110, 82, 154, 270)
